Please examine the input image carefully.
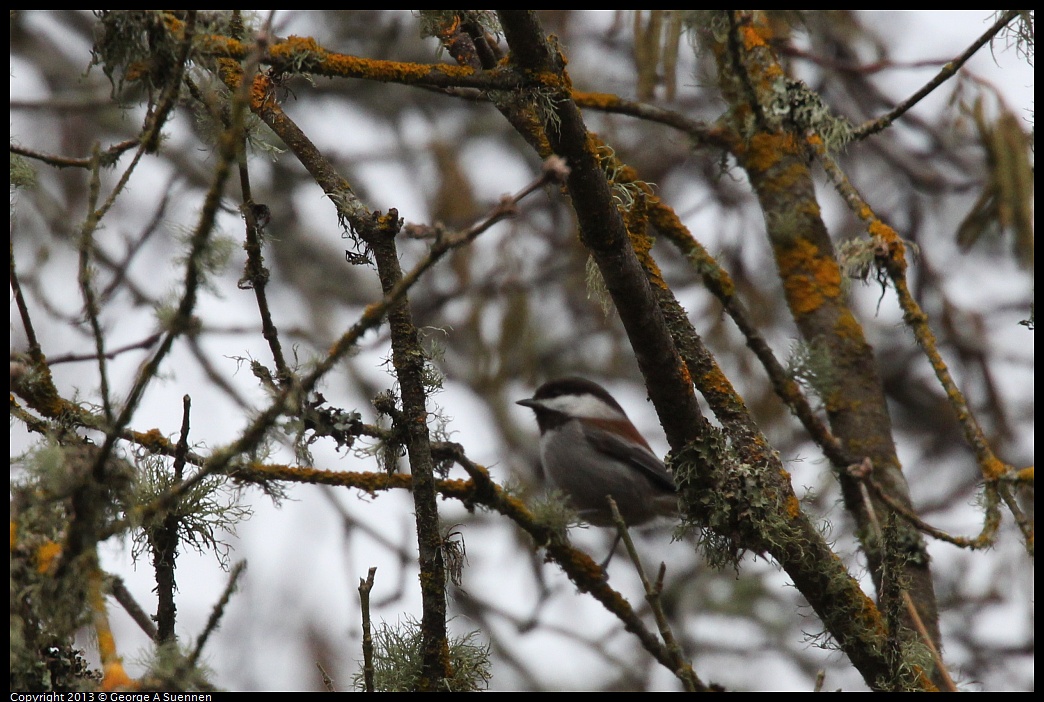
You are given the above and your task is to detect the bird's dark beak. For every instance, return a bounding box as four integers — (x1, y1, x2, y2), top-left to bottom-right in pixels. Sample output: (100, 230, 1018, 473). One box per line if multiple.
(516, 398, 539, 409)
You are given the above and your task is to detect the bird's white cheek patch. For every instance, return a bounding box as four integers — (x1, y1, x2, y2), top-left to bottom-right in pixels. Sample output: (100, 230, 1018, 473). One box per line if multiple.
(536, 394, 627, 420)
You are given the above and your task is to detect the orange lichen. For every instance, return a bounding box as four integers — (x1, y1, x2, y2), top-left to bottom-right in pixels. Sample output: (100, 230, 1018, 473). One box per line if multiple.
(374, 210, 401, 230)
(740, 24, 767, 51)
(99, 661, 135, 692)
(677, 362, 694, 388)
(131, 428, 170, 452)
(194, 31, 247, 59)
(867, 219, 901, 247)
(777, 239, 842, 316)
(797, 199, 822, 219)
(981, 455, 1008, 481)
(744, 132, 801, 176)
(850, 581, 886, 632)
(123, 62, 150, 84)
(434, 14, 462, 41)
(246, 462, 414, 492)
(833, 311, 865, 344)
(35, 540, 62, 574)
(549, 544, 609, 588)
(250, 72, 278, 114)
(88, 565, 138, 691)
(699, 365, 737, 398)
(761, 62, 785, 83)
(266, 36, 478, 84)
(573, 90, 625, 110)
(270, 34, 324, 61)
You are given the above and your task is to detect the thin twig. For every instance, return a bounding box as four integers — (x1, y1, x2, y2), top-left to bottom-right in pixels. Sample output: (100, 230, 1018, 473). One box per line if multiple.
(848, 460, 957, 691)
(222, 17, 291, 382)
(607, 498, 698, 692)
(189, 560, 247, 668)
(109, 575, 159, 641)
(571, 91, 730, 149)
(9, 231, 41, 358)
(9, 139, 140, 169)
(77, 144, 114, 421)
(816, 143, 1011, 486)
(852, 10, 1021, 139)
(858, 464, 999, 549)
(46, 333, 164, 366)
(359, 566, 378, 693)
(317, 662, 336, 692)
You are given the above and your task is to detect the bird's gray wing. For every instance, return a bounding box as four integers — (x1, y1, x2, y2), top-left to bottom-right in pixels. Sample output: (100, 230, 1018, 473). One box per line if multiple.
(583, 426, 676, 493)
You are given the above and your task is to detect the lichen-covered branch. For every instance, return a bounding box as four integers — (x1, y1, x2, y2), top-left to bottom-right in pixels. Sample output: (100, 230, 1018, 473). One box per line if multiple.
(697, 9, 941, 686)
(497, 9, 928, 691)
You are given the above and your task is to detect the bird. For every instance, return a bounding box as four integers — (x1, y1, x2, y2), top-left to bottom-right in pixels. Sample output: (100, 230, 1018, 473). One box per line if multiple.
(516, 377, 678, 562)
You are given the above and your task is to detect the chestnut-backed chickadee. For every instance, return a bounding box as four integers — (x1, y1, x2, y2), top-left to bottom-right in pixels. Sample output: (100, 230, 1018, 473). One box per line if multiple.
(517, 377, 678, 529)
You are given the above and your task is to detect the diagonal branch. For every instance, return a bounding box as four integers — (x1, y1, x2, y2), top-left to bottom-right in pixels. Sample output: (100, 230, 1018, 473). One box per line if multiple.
(498, 10, 934, 691)
(853, 10, 1022, 139)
